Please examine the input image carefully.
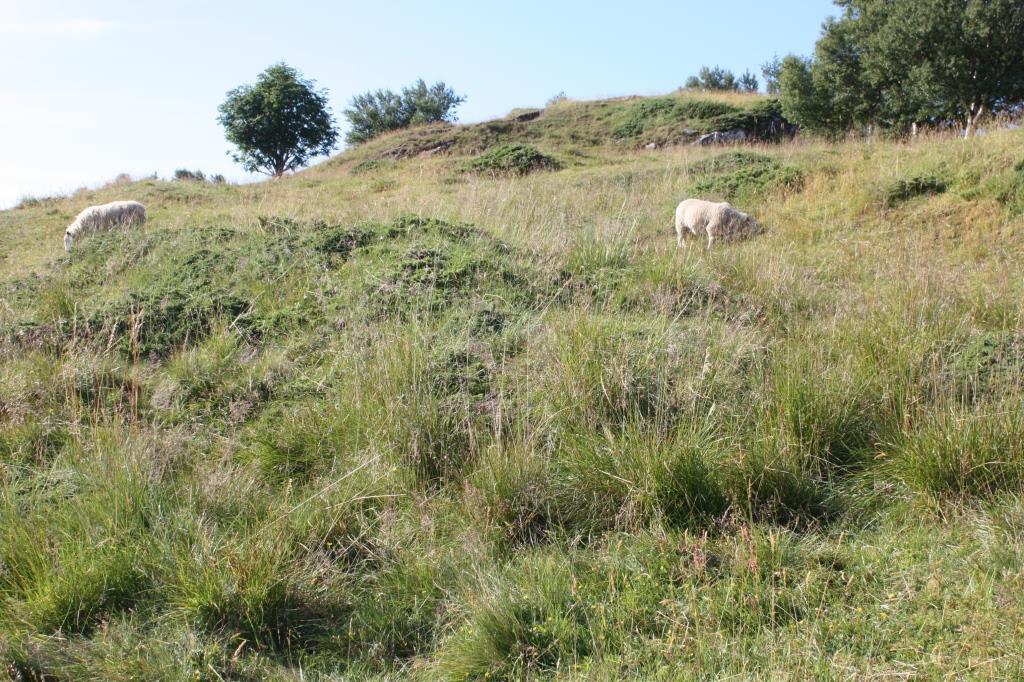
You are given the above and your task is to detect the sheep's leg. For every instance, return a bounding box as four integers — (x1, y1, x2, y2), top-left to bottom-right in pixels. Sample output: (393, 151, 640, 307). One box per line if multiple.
(705, 222, 717, 249)
(676, 224, 690, 248)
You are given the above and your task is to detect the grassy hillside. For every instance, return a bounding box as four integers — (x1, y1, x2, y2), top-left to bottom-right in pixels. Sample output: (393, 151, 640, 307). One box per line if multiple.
(334, 90, 788, 163)
(3, 93, 1024, 679)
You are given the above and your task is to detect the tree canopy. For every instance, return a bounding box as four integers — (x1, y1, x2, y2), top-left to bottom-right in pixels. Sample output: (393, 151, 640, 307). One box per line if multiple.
(343, 79, 465, 145)
(217, 63, 338, 177)
(779, 0, 1024, 136)
(685, 66, 759, 93)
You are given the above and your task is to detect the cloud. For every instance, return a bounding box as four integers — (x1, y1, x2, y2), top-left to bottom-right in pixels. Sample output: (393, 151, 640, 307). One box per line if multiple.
(0, 18, 130, 39)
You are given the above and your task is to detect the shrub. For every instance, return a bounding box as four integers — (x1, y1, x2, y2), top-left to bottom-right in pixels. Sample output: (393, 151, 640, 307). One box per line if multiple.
(344, 79, 465, 145)
(174, 169, 206, 182)
(613, 97, 738, 139)
(85, 284, 252, 359)
(995, 160, 1024, 215)
(689, 151, 778, 176)
(463, 144, 560, 176)
(882, 175, 948, 207)
(350, 158, 394, 175)
(174, 170, 227, 184)
(690, 158, 804, 200)
(685, 66, 740, 91)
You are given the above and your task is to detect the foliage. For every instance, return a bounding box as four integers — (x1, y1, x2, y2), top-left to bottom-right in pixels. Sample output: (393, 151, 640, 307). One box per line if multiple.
(546, 91, 568, 107)
(217, 63, 338, 177)
(738, 70, 760, 94)
(344, 79, 465, 145)
(688, 150, 804, 201)
(761, 55, 782, 95)
(463, 143, 560, 176)
(685, 66, 759, 94)
(685, 65, 739, 91)
(780, 0, 1024, 135)
(882, 174, 948, 207)
(174, 169, 226, 183)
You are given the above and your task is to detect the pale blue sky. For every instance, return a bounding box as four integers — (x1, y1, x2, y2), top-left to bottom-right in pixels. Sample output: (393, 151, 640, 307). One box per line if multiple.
(0, 0, 838, 208)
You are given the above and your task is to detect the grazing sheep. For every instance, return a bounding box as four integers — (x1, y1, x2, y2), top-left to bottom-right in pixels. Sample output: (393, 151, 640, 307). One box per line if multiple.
(674, 198, 761, 248)
(64, 200, 146, 251)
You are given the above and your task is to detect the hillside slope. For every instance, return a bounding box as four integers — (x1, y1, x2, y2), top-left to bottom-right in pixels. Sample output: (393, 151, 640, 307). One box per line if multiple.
(3, 94, 1024, 679)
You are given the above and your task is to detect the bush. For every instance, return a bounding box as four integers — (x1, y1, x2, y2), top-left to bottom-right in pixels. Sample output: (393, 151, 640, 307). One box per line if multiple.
(690, 152, 804, 200)
(689, 151, 779, 176)
(344, 79, 465, 145)
(174, 169, 206, 182)
(463, 144, 560, 176)
(173, 169, 226, 184)
(995, 160, 1024, 215)
(350, 158, 393, 175)
(882, 175, 948, 207)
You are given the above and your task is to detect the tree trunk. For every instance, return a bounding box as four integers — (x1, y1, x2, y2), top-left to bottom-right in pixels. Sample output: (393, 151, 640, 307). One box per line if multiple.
(964, 103, 985, 138)
(911, 122, 918, 138)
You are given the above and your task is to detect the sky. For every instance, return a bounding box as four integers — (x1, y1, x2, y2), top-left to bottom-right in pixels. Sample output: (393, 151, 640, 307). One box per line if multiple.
(0, 0, 839, 209)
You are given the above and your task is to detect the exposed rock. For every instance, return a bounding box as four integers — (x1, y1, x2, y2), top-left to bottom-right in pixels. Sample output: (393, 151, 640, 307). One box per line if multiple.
(513, 109, 541, 122)
(415, 140, 457, 158)
(697, 130, 748, 146)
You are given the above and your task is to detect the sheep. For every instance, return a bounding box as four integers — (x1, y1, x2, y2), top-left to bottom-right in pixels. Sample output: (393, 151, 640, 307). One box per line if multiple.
(674, 198, 761, 248)
(64, 200, 146, 251)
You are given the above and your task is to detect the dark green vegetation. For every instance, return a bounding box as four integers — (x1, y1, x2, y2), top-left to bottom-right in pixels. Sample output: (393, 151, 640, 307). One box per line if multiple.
(881, 174, 948, 207)
(3, 90, 1024, 678)
(688, 151, 804, 201)
(778, 0, 1024, 135)
(684, 65, 759, 93)
(463, 144, 561, 176)
(344, 79, 466, 145)
(218, 63, 338, 177)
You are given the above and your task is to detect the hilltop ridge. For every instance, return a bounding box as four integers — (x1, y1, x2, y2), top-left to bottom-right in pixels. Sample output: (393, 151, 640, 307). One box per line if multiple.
(332, 90, 790, 163)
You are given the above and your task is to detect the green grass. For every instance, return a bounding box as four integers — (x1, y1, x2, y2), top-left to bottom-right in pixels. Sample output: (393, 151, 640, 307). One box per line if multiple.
(882, 174, 948, 207)
(463, 143, 561, 176)
(2, 92, 1024, 679)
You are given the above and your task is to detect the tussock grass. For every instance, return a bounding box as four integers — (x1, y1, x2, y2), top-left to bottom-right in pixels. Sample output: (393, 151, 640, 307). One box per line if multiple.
(2, 93, 1024, 678)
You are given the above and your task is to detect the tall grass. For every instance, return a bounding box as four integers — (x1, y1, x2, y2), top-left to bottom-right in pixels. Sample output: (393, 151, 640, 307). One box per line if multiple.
(1, 99, 1023, 678)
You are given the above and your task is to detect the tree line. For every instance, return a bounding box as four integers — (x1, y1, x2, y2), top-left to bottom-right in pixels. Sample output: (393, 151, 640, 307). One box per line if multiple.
(218, 1, 1024, 177)
(217, 64, 465, 177)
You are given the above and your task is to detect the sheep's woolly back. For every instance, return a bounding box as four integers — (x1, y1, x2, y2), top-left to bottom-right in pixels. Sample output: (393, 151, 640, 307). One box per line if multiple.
(674, 198, 761, 247)
(65, 200, 146, 250)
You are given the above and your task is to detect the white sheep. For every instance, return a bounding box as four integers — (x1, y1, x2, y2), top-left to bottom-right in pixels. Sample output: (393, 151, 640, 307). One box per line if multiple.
(674, 198, 761, 248)
(64, 200, 147, 251)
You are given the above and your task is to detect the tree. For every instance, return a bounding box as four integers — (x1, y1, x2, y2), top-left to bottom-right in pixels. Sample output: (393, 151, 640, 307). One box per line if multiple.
(778, 55, 838, 134)
(738, 70, 760, 93)
(344, 79, 465, 145)
(218, 64, 337, 177)
(761, 56, 782, 95)
(857, 0, 1024, 135)
(780, 0, 1024, 136)
(685, 66, 739, 91)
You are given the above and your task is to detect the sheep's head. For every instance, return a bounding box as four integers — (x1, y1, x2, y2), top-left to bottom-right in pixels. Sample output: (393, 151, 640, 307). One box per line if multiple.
(739, 212, 763, 235)
(63, 227, 74, 251)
